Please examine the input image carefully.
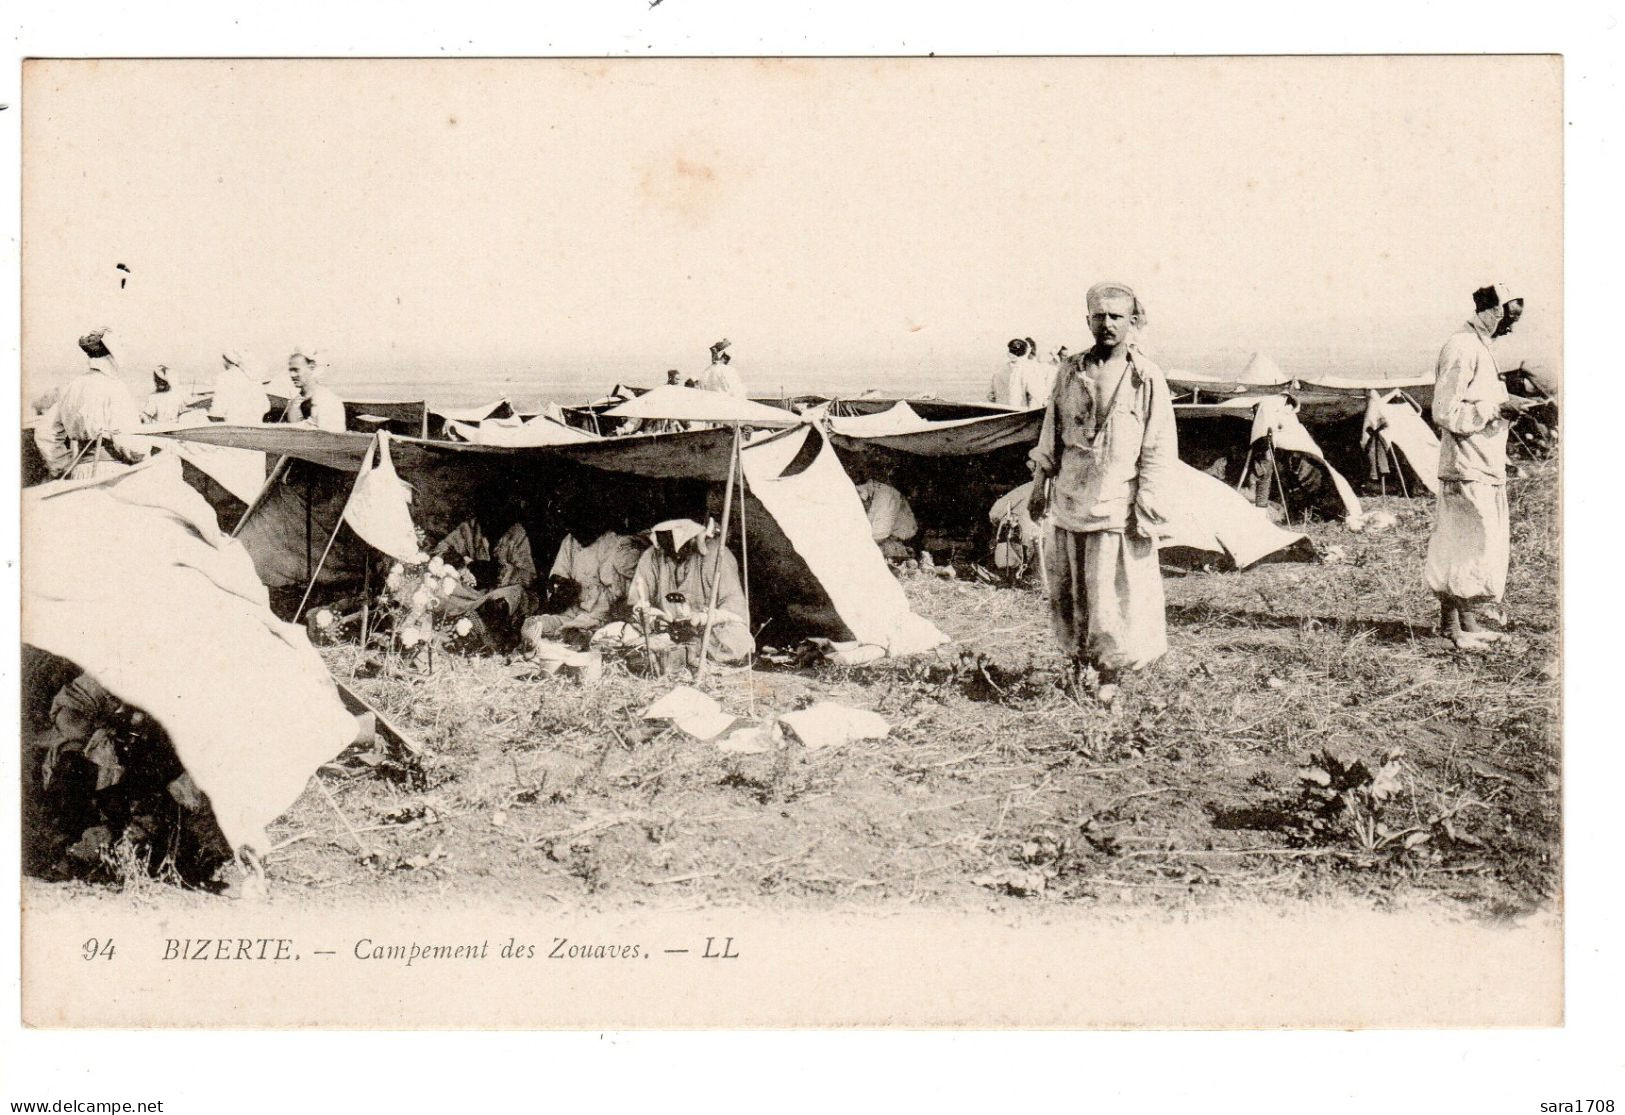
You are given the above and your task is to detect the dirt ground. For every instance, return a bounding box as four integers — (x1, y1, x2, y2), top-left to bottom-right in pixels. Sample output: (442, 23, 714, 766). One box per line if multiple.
(27, 459, 1560, 919)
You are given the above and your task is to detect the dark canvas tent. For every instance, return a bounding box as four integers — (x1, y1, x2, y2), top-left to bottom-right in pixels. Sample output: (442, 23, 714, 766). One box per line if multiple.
(821, 402, 1045, 561)
(159, 422, 946, 657)
(821, 400, 1314, 569)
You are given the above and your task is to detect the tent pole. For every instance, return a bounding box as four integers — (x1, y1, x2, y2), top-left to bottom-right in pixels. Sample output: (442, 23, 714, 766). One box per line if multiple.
(294, 434, 378, 622)
(1388, 440, 1411, 500)
(735, 430, 756, 712)
(695, 423, 740, 678)
(360, 559, 372, 651)
(1266, 440, 1292, 524)
(1235, 444, 1255, 494)
(295, 507, 351, 622)
(230, 454, 290, 539)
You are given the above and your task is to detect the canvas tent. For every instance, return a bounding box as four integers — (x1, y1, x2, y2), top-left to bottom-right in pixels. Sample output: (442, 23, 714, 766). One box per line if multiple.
(443, 414, 599, 447)
(826, 401, 1046, 456)
(428, 398, 514, 439)
(21, 455, 361, 855)
(604, 384, 802, 427)
(989, 463, 1313, 572)
(819, 394, 1352, 562)
(1169, 362, 1437, 425)
(1361, 390, 1441, 496)
(1175, 395, 1364, 521)
(159, 422, 948, 657)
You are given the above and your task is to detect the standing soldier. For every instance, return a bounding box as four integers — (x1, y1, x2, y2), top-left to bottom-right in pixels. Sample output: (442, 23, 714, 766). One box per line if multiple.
(697, 339, 745, 397)
(1027, 283, 1177, 706)
(1425, 284, 1534, 648)
(36, 329, 149, 479)
(208, 349, 271, 425)
(140, 365, 185, 425)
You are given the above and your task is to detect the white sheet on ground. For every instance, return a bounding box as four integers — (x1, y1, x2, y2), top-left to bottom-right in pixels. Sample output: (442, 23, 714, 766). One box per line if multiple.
(778, 702, 889, 751)
(21, 456, 359, 853)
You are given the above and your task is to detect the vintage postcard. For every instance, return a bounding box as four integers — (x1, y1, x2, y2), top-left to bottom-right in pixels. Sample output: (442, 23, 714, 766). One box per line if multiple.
(17, 56, 1562, 1029)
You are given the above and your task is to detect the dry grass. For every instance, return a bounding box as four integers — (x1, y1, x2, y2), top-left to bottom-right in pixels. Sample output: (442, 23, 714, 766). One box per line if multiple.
(76, 460, 1563, 917)
(240, 458, 1559, 917)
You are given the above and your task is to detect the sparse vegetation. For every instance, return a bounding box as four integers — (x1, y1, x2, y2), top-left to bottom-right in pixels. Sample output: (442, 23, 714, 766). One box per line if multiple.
(25, 460, 1559, 919)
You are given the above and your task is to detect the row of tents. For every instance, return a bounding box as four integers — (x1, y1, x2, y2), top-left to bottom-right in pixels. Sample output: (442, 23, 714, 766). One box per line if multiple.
(19, 368, 1502, 873)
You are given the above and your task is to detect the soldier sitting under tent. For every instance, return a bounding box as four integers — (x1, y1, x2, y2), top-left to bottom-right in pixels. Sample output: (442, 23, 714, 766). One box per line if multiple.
(26, 670, 231, 888)
(589, 519, 753, 674)
(856, 477, 919, 561)
(430, 506, 540, 645)
(520, 508, 645, 649)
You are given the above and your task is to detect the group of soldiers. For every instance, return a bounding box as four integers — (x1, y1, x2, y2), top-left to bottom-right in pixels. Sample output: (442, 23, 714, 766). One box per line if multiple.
(1015, 280, 1534, 706)
(33, 283, 1538, 712)
(32, 329, 345, 482)
(426, 502, 755, 675)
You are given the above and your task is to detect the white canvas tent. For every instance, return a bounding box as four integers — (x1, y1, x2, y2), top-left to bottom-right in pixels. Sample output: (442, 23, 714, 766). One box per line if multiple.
(990, 462, 1313, 572)
(21, 456, 361, 855)
(1362, 391, 1441, 496)
(444, 414, 599, 447)
(604, 384, 801, 427)
(1247, 396, 1363, 520)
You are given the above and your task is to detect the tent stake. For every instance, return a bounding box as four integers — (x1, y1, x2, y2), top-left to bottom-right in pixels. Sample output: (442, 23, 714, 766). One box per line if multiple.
(695, 423, 741, 679)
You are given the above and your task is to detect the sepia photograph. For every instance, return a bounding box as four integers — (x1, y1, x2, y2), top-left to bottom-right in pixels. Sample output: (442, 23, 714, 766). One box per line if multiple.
(17, 55, 1564, 1030)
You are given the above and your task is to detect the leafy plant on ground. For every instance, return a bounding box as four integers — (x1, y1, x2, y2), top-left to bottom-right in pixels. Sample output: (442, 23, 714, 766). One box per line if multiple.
(1288, 748, 1429, 854)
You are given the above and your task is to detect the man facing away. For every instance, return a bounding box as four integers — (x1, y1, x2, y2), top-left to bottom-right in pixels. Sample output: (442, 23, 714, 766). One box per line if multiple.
(1425, 283, 1534, 649)
(208, 349, 270, 424)
(1027, 283, 1177, 706)
(36, 329, 149, 479)
(697, 339, 745, 397)
(856, 477, 919, 561)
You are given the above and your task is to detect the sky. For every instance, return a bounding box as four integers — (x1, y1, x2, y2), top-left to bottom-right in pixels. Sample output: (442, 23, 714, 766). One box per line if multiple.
(22, 57, 1562, 404)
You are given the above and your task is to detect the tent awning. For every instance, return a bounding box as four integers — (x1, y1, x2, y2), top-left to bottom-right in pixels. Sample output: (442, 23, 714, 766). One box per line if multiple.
(827, 403, 1045, 456)
(158, 423, 745, 482)
(444, 415, 600, 447)
(604, 385, 802, 426)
